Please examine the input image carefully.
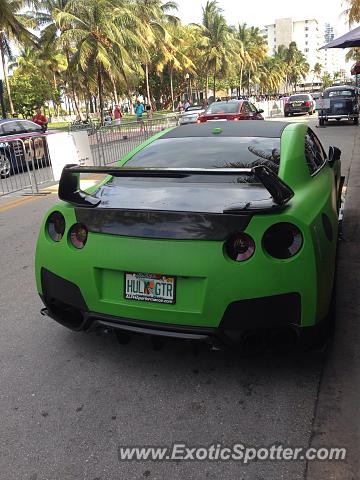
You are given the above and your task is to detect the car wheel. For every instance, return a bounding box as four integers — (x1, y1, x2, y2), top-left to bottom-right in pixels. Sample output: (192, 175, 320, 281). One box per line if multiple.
(353, 117, 359, 125)
(284, 112, 289, 117)
(319, 118, 325, 126)
(0, 152, 11, 178)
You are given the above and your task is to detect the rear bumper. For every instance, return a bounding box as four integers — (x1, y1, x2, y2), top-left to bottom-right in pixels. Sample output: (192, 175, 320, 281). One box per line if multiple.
(318, 113, 359, 119)
(40, 268, 302, 346)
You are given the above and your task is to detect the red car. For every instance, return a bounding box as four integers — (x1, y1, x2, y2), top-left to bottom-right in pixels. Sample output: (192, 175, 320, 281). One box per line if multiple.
(198, 100, 264, 123)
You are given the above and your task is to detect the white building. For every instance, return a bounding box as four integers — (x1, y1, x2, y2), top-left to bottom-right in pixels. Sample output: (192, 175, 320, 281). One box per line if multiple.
(262, 18, 323, 85)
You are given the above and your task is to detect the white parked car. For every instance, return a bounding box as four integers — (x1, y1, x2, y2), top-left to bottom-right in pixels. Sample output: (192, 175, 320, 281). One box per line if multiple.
(179, 105, 205, 125)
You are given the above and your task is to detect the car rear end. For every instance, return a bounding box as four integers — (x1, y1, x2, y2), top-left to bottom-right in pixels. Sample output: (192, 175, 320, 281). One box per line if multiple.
(319, 88, 359, 123)
(198, 101, 242, 122)
(35, 123, 330, 347)
(179, 107, 204, 125)
(286, 95, 314, 116)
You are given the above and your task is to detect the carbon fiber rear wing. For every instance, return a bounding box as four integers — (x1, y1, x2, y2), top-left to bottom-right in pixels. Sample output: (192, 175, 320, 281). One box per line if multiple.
(58, 164, 294, 208)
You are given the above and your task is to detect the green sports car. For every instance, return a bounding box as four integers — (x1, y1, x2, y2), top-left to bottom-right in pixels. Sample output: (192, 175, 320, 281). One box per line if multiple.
(35, 121, 343, 348)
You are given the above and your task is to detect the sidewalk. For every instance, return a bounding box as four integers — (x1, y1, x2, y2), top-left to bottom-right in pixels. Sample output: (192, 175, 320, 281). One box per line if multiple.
(307, 129, 360, 479)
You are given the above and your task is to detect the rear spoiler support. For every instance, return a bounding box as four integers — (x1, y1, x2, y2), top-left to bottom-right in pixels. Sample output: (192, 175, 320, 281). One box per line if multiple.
(58, 164, 294, 208)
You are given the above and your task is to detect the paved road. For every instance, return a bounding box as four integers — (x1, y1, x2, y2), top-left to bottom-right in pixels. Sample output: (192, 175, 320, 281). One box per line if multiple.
(0, 117, 359, 480)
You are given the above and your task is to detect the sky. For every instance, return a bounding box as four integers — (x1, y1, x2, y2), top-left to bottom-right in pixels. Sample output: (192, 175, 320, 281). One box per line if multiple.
(176, 0, 351, 35)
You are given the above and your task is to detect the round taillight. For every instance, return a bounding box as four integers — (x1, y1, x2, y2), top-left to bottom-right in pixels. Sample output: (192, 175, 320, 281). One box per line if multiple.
(69, 223, 88, 249)
(46, 211, 65, 242)
(262, 223, 303, 259)
(224, 233, 255, 262)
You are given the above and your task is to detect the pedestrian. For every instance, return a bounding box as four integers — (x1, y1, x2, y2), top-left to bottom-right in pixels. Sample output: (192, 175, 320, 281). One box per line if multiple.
(104, 109, 113, 126)
(184, 99, 190, 110)
(32, 107, 48, 130)
(135, 100, 145, 132)
(114, 105, 122, 125)
(145, 103, 153, 119)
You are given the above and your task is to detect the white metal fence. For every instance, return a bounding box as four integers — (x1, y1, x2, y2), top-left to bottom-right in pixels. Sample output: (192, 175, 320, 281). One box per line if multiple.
(0, 136, 54, 197)
(91, 114, 179, 166)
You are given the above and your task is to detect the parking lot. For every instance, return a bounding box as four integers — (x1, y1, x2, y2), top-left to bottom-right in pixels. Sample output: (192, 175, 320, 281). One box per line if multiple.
(0, 117, 359, 480)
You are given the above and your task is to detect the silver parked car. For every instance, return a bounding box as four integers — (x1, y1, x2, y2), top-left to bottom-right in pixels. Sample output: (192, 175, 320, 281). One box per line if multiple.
(178, 105, 205, 125)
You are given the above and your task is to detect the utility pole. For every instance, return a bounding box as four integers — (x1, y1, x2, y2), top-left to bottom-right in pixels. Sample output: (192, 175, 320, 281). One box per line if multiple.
(0, 80, 6, 118)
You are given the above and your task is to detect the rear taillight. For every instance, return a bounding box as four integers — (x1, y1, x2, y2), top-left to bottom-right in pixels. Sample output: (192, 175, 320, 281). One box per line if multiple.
(224, 233, 255, 262)
(262, 223, 303, 259)
(46, 211, 65, 242)
(69, 223, 88, 249)
(233, 117, 240, 121)
(305, 101, 311, 107)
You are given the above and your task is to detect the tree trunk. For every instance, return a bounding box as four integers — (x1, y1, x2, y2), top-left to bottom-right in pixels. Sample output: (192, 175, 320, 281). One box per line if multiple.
(0, 37, 14, 115)
(205, 74, 209, 102)
(145, 63, 151, 107)
(169, 63, 174, 111)
(111, 74, 119, 104)
(98, 66, 104, 125)
(213, 60, 217, 100)
(239, 65, 244, 96)
(127, 93, 134, 114)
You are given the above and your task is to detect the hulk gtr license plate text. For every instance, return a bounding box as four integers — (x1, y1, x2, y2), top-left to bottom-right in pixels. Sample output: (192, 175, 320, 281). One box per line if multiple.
(124, 273, 176, 304)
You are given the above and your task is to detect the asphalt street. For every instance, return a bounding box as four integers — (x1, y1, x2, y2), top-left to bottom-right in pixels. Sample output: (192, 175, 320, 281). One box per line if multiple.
(0, 117, 359, 480)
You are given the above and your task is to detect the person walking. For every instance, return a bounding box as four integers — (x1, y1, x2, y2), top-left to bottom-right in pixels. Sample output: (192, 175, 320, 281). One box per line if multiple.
(114, 105, 122, 125)
(135, 100, 145, 132)
(145, 103, 153, 119)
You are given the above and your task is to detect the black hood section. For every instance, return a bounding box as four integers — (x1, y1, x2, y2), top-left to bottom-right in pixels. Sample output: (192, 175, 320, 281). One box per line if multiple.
(94, 180, 278, 214)
(75, 208, 252, 240)
(74, 180, 284, 240)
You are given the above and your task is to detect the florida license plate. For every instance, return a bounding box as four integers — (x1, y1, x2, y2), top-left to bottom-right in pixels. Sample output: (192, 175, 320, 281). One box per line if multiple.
(124, 272, 176, 304)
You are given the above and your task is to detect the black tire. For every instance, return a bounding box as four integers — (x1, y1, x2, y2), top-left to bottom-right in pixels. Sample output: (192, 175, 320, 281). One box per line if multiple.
(319, 118, 325, 126)
(0, 152, 11, 178)
(284, 112, 289, 117)
(353, 117, 359, 125)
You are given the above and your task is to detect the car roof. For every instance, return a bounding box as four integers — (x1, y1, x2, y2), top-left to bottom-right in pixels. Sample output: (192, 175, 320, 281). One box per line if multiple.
(162, 120, 288, 139)
(324, 85, 356, 92)
(0, 118, 34, 124)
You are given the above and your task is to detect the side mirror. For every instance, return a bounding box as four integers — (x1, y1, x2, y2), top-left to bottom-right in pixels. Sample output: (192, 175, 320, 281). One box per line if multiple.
(328, 146, 341, 166)
(257, 109, 264, 114)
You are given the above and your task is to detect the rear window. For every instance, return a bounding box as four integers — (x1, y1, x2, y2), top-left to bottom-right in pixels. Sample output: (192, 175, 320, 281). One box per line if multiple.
(327, 90, 355, 98)
(289, 95, 310, 101)
(205, 102, 240, 114)
(119, 137, 281, 184)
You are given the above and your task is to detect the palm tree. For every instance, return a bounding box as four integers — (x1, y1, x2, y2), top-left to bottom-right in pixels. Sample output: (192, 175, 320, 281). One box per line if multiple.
(56, 0, 143, 123)
(311, 62, 322, 90)
(344, 0, 360, 25)
(199, 1, 234, 99)
(0, 0, 38, 114)
(233, 23, 267, 96)
(133, 0, 179, 107)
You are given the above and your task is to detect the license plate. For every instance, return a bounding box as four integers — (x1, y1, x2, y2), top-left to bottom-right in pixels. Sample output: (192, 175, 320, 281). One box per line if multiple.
(124, 272, 176, 304)
(292, 102, 302, 106)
